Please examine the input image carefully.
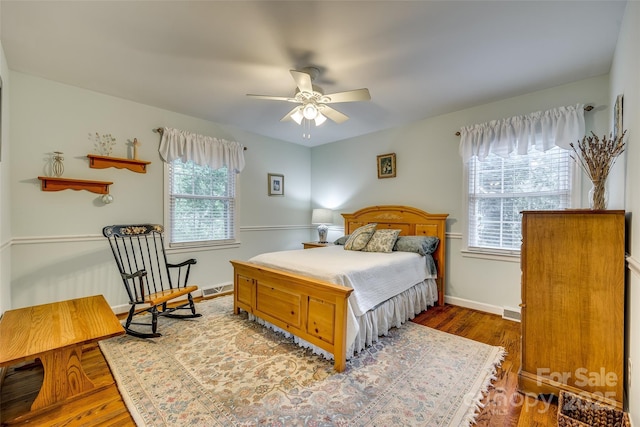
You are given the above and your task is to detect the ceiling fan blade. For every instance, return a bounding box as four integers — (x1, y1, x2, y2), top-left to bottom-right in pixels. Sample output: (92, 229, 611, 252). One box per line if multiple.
(247, 94, 296, 102)
(290, 70, 313, 93)
(323, 88, 371, 103)
(320, 105, 349, 124)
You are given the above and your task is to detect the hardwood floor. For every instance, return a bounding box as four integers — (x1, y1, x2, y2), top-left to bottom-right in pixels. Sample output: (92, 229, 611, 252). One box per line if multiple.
(412, 305, 557, 426)
(0, 302, 556, 426)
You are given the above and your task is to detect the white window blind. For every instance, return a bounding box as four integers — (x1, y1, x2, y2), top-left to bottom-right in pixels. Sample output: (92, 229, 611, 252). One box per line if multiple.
(467, 146, 572, 252)
(168, 159, 236, 246)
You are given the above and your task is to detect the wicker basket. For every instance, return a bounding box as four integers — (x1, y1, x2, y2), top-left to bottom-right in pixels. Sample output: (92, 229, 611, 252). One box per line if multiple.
(557, 391, 630, 427)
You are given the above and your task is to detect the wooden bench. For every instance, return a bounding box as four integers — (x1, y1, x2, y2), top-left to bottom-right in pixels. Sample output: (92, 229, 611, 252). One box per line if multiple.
(0, 295, 125, 411)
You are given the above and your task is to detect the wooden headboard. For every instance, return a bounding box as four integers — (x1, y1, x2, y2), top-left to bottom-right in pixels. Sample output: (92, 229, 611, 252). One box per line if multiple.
(342, 205, 448, 305)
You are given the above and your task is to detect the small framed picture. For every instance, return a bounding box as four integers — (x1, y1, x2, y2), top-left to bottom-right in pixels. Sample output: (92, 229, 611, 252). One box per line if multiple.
(377, 153, 396, 179)
(614, 94, 623, 140)
(268, 173, 284, 196)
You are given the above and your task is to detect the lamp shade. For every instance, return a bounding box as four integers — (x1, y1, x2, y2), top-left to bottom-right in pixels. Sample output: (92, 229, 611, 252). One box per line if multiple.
(291, 108, 304, 125)
(314, 112, 327, 126)
(312, 208, 333, 224)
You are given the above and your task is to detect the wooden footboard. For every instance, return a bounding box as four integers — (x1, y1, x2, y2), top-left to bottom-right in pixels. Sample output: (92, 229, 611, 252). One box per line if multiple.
(230, 260, 354, 372)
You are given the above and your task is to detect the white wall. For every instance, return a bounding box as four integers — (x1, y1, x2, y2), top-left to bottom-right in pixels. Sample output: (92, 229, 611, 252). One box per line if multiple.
(610, 1, 640, 420)
(0, 40, 11, 314)
(312, 75, 611, 313)
(8, 72, 313, 310)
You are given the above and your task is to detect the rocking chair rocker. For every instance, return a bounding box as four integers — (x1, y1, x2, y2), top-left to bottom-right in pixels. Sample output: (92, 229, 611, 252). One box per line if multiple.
(103, 224, 201, 338)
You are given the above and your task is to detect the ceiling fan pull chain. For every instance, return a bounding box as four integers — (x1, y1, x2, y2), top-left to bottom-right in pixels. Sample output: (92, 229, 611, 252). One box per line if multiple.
(303, 119, 311, 139)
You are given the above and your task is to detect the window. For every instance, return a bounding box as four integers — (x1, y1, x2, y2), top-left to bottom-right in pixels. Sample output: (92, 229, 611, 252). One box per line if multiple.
(166, 159, 236, 247)
(466, 146, 573, 254)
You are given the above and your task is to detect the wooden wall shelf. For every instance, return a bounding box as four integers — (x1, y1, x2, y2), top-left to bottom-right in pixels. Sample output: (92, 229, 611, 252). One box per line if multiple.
(38, 177, 112, 195)
(87, 155, 151, 174)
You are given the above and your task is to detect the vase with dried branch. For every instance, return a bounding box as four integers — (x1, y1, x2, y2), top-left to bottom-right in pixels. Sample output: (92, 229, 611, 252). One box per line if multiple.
(570, 130, 626, 210)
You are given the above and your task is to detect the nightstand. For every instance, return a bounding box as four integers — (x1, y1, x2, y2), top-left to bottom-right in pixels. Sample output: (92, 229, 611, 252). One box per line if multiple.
(302, 241, 334, 249)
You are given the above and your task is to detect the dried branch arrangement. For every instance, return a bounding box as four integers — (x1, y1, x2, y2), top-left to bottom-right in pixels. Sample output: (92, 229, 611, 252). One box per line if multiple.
(570, 130, 626, 209)
(90, 132, 117, 156)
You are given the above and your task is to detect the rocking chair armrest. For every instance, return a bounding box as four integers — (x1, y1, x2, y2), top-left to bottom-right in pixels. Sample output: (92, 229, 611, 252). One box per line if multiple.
(121, 270, 148, 303)
(121, 270, 147, 280)
(167, 258, 197, 269)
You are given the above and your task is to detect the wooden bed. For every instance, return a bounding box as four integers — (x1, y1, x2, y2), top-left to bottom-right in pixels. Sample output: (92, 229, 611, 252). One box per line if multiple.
(231, 205, 448, 372)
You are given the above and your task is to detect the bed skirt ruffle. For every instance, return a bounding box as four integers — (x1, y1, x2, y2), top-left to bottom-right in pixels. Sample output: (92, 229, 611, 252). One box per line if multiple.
(247, 278, 438, 361)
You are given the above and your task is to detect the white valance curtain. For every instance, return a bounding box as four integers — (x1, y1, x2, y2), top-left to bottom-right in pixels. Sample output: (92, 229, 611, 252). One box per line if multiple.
(458, 104, 585, 162)
(158, 127, 245, 173)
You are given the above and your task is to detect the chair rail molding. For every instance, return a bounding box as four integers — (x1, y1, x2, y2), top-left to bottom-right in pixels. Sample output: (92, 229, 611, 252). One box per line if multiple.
(12, 235, 104, 245)
(627, 255, 640, 277)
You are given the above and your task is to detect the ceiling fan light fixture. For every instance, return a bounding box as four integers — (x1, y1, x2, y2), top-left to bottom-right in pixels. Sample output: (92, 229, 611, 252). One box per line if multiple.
(247, 67, 371, 134)
(303, 103, 318, 120)
(314, 112, 327, 126)
(291, 108, 304, 125)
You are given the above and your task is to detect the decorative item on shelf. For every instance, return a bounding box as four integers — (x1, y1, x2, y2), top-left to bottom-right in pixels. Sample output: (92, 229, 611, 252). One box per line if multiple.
(52, 151, 64, 177)
(90, 132, 117, 156)
(570, 130, 626, 210)
(312, 208, 333, 243)
(101, 193, 114, 204)
(132, 138, 141, 160)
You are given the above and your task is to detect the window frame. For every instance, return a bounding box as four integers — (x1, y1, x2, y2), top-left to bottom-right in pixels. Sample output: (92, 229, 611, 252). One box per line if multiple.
(462, 147, 581, 259)
(163, 160, 240, 251)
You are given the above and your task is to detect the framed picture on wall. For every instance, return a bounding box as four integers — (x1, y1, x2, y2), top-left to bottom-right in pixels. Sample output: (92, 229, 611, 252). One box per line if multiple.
(614, 94, 623, 140)
(377, 153, 396, 179)
(268, 173, 284, 196)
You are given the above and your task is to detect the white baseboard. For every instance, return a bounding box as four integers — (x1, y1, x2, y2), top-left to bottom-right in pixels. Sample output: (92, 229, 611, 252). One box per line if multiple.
(444, 295, 520, 322)
(110, 283, 233, 315)
(112, 303, 130, 316)
(445, 296, 502, 315)
(200, 283, 233, 297)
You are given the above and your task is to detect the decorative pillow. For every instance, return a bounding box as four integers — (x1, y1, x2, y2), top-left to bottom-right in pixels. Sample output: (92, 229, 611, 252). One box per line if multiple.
(333, 235, 350, 245)
(393, 236, 440, 256)
(364, 229, 402, 253)
(343, 223, 378, 251)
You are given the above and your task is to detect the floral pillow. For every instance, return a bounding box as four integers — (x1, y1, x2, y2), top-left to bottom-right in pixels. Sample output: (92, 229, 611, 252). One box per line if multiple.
(343, 223, 378, 251)
(363, 229, 402, 253)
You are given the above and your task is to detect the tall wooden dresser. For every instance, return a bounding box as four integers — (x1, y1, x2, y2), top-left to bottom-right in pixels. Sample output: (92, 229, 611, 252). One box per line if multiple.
(518, 210, 625, 409)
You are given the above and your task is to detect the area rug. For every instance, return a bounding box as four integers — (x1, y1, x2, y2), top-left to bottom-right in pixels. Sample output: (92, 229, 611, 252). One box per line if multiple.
(99, 296, 505, 427)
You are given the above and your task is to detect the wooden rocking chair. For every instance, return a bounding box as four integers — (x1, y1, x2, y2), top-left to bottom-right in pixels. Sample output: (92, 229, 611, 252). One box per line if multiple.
(103, 224, 201, 338)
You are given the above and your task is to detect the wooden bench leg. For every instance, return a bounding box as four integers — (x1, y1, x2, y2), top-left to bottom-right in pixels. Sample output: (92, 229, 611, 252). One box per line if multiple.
(31, 345, 95, 411)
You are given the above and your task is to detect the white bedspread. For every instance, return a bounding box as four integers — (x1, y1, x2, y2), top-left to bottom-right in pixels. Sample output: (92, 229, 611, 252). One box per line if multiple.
(248, 245, 433, 316)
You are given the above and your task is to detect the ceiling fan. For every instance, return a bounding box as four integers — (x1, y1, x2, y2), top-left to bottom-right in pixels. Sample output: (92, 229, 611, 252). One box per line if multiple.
(247, 67, 371, 129)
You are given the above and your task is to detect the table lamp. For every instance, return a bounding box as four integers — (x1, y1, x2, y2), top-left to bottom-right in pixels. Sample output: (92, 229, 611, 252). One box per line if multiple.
(312, 208, 333, 243)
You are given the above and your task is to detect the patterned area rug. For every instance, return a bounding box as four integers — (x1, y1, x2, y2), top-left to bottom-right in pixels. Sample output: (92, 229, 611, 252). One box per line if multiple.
(100, 296, 504, 426)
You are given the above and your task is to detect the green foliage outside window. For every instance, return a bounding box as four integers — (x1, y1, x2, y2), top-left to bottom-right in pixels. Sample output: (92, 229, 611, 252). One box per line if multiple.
(169, 160, 235, 244)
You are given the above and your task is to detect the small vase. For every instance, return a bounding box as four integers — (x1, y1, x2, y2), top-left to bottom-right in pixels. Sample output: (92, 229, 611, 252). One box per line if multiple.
(52, 151, 64, 177)
(589, 179, 608, 210)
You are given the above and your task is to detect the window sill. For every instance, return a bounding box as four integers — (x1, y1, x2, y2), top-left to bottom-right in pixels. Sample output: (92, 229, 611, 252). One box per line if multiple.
(166, 241, 240, 255)
(461, 249, 520, 263)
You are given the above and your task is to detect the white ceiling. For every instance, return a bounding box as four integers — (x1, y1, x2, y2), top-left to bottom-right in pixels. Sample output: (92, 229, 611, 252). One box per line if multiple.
(0, 1, 627, 147)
